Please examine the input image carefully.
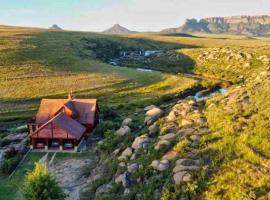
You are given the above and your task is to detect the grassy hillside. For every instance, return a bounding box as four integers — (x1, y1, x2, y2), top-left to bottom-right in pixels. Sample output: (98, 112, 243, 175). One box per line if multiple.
(1, 26, 270, 200)
(0, 27, 198, 199)
(0, 27, 197, 123)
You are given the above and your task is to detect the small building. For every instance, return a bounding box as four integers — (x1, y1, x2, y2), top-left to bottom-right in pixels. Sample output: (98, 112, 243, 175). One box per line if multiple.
(27, 93, 99, 152)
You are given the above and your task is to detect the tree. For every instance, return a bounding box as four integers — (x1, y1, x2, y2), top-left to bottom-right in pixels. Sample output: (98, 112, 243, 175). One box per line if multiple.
(21, 162, 66, 200)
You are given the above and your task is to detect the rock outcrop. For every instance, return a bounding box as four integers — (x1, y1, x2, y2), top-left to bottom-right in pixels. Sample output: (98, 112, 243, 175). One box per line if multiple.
(161, 15, 270, 36)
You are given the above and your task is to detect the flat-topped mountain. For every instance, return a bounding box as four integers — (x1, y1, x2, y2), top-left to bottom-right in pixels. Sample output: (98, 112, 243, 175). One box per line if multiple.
(162, 15, 270, 36)
(103, 24, 137, 34)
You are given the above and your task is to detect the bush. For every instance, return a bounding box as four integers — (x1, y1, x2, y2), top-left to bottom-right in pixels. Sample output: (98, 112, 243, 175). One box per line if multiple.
(98, 130, 122, 153)
(0, 132, 8, 139)
(1, 153, 22, 174)
(4, 147, 18, 159)
(96, 121, 119, 137)
(21, 163, 66, 200)
(101, 107, 120, 120)
(0, 138, 12, 147)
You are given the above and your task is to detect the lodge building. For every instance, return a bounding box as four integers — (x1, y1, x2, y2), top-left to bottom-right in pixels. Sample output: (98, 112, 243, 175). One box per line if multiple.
(27, 93, 99, 152)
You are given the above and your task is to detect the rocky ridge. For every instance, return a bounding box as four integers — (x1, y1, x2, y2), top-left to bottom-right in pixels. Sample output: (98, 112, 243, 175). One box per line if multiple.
(162, 15, 270, 36)
(90, 94, 214, 199)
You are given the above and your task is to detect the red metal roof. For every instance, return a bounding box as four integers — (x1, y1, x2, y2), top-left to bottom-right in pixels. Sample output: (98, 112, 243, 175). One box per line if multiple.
(35, 98, 98, 125)
(35, 99, 68, 123)
(31, 112, 86, 140)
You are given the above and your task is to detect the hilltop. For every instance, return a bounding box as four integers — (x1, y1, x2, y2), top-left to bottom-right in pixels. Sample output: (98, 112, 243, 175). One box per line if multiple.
(50, 24, 62, 30)
(162, 15, 270, 36)
(103, 24, 137, 34)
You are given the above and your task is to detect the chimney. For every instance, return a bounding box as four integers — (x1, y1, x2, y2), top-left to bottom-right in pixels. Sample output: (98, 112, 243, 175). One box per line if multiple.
(68, 88, 74, 100)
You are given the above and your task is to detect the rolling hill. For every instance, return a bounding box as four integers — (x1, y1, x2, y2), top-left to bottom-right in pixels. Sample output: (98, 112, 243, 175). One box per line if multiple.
(50, 24, 62, 30)
(103, 24, 137, 34)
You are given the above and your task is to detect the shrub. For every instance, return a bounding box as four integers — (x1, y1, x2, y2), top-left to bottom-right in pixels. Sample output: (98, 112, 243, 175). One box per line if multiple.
(173, 139, 189, 154)
(101, 107, 120, 120)
(0, 132, 8, 139)
(1, 153, 22, 174)
(0, 138, 12, 147)
(21, 163, 66, 200)
(4, 147, 18, 159)
(96, 121, 119, 137)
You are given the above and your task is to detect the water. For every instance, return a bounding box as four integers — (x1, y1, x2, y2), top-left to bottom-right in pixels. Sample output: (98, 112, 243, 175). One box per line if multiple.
(136, 68, 153, 72)
(194, 88, 227, 102)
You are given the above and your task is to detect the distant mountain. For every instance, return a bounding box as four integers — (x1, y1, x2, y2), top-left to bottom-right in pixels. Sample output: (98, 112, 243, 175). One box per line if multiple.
(50, 24, 62, 30)
(103, 24, 137, 34)
(162, 15, 270, 36)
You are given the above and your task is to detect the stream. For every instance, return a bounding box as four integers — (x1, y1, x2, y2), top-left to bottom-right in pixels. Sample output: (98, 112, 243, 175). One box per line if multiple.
(135, 67, 229, 101)
(194, 88, 227, 101)
(111, 63, 229, 101)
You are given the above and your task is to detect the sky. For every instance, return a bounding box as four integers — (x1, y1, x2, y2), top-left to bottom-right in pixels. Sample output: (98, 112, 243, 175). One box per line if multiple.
(0, 0, 269, 32)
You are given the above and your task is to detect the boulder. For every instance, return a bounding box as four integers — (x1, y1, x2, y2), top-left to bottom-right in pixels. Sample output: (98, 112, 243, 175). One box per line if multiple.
(11, 139, 27, 153)
(131, 135, 151, 150)
(173, 165, 199, 173)
(148, 123, 159, 136)
(157, 160, 170, 171)
(127, 163, 139, 173)
(153, 189, 161, 200)
(160, 123, 178, 134)
(122, 118, 132, 126)
(150, 160, 160, 169)
(145, 107, 163, 125)
(144, 116, 152, 126)
(113, 148, 121, 156)
(173, 171, 192, 185)
(181, 119, 194, 127)
(179, 109, 188, 117)
(187, 99, 196, 106)
(3, 133, 27, 141)
(162, 151, 178, 160)
(159, 133, 177, 142)
(97, 140, 104, 146)
(95, 183, 113, 196)
(121, 147, 133, 158)
(118, 156, 127, 161)
(119, 162, 126, 167)
(151, 160, 170, 171)
(189, 135, 201, 143)
(167, 111, 177, 122)
(176, 128, 195, 137)
(176, 158, 201, 166)
(197, 128, 210, 135)
(196, 117, 207, 125)
(124, 188, 130, 196)
(0, 150, 5, 166)
(130, 154, 136, 160)
(115, 172, 130, 188)
(144, 105, 156, 111)
(154, 140, 171, 151)
(115, 126, 131, 136)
